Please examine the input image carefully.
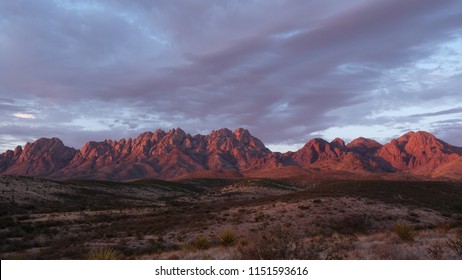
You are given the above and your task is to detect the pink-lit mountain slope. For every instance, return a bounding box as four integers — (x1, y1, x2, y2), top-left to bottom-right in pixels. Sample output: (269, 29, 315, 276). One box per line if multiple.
(1, 129, 460, 181)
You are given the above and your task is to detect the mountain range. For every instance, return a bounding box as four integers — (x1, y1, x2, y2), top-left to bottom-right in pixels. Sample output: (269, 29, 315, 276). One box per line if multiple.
(1, 128, 461, 181)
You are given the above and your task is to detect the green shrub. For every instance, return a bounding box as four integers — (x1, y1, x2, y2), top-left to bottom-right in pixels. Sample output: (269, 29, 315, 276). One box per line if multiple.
(219, 228, 238, 246)
(394, 221, 414, 242)
(87, 247, 122, 260)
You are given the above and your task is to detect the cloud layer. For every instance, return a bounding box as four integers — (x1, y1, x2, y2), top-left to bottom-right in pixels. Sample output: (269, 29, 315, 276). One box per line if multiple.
(1, 0, 462, 151)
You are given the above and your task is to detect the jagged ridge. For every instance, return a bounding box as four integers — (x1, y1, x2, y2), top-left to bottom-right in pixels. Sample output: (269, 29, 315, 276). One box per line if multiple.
(1, 129, 461, 180)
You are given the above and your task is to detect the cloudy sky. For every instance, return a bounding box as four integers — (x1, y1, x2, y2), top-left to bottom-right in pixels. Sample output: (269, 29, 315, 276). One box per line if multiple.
(1, 0, 461, 152)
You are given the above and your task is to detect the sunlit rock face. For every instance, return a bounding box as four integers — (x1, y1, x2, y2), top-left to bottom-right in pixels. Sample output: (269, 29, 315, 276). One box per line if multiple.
(0, 130, 461, 180)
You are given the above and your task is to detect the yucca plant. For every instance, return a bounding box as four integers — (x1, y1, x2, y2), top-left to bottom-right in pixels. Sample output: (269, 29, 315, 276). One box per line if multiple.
(394, 221, 414, 242)
(191, 235, 210, 250)
(87, 247, 122, 260)
(219, 228, 238, 246)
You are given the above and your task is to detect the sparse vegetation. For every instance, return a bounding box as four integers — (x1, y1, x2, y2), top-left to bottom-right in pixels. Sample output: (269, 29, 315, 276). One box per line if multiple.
(1, 176, 462, 259)
(330, 214, 370, 235)
(446, 232, 462, 257)
(87, 247, 122, 260)
(394, 221, 414, 242)
(190, 236, 210, 250)
(427, 246, 444, 260)
(238, 225, 316, 260)
(322, 234, 358, 260)
(219, 228, 238, 246)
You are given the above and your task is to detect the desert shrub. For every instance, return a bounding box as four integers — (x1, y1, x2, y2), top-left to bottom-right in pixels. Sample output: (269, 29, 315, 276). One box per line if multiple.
(20, 224, 35, 234)
(324, 234, 358, 260)
(87, 247, 122, 260)
(408, 211, 418, 217)
(238, 225, 317, 260)
(0, 217, 16, 228)
(149, 238, 166, 253)
(330, 214, 370, 235)
(190, 235, 210, 250)
(219, 228, 238, 246)
(394, 221, 414, 242)
(254, 213, 266, 222)
(435, 222, 452, 233)
(426, 246, 444, 260)
(446, 232, 462, 257)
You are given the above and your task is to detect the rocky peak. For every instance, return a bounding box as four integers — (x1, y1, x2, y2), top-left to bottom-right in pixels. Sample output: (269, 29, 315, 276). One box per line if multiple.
(304, 138, 329, 149)
(207, 128, 268, 152)
(137, 131, 154, 142)
(403, 131, 442, 152)
(2, 150, 14, 159)
(4, 137, 77, 176)
(1, 129, 460, 180)
(377, 131, 460, 172)
(294, 138, 339, 165)
(234, 128, 251, 143)
(346, 137, 382, 154)
(164, 128, 186, 145)
(210, 128, 233, 138)
(397, 131, 415, 142)
(0, 150, 14, 172)
(153, 129, 166, 141)
(13, 146, 23, 157)
(330, 138, 346, 149)
(81, 141, 109, 158)
(21, 138, 70, 158)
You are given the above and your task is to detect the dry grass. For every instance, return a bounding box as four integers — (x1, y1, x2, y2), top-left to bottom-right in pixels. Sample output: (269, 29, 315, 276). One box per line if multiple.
(446, 231, 462, 257)
(394, 221, 415, 242)
(238, 225, 317, 260)
(189, 236, 211, 250)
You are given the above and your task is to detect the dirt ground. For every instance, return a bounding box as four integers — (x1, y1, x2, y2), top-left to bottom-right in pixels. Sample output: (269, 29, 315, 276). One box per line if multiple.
(1, 175, 461, 259)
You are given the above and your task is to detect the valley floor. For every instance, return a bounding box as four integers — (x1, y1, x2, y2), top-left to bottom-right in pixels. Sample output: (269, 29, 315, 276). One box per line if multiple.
(0, 175, 461, 260)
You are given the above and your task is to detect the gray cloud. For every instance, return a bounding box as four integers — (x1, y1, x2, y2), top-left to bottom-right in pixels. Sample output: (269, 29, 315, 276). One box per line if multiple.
(431, 121, 462, 146)
(1, 0, 462, 152)
(409, 107, 462, 118)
